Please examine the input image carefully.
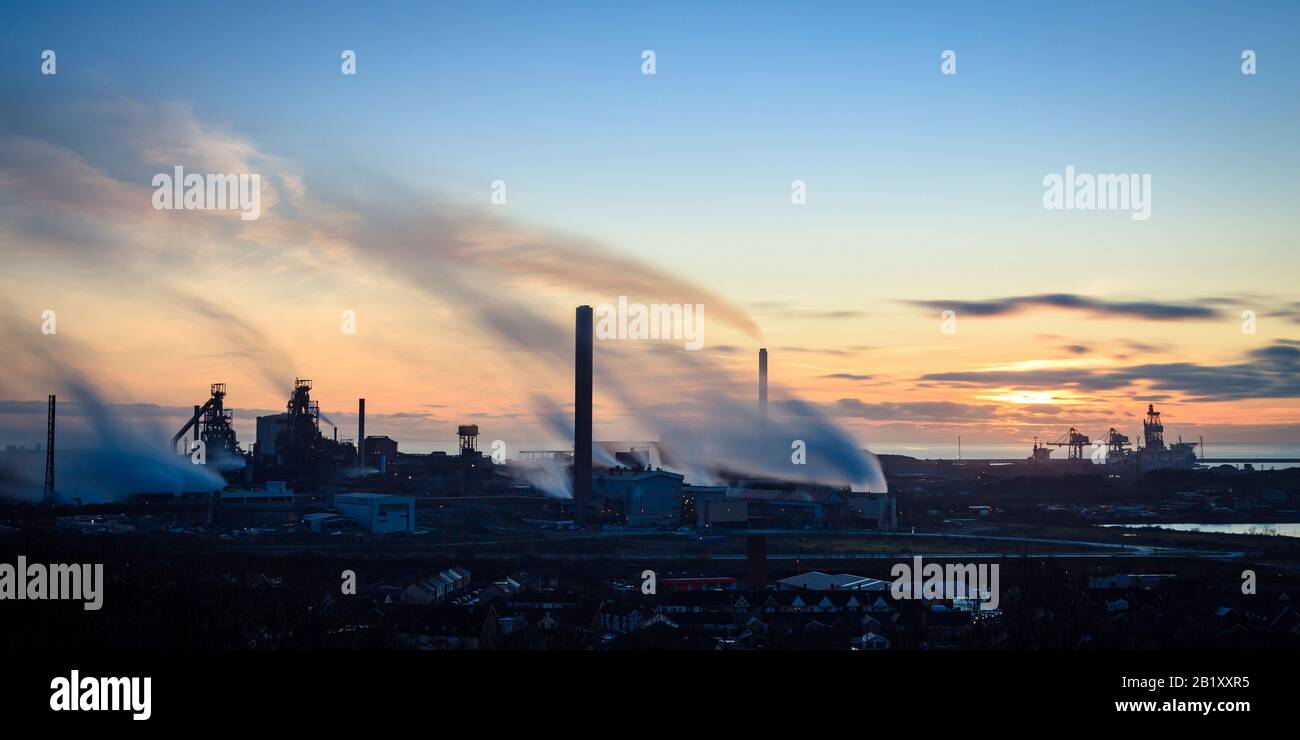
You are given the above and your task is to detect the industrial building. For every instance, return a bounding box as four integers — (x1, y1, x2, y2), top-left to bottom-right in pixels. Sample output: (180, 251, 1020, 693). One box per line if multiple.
(26, 306, 904, 538)
(301, 512, 352, 533)
(253, 379, 357, 482)
(593, 467, 685, 526)
(687, 484, 747, 528)
(731, 487, 848, 528)
(724, 485, 899, 530)
(172, 384, 243, 461)
(254, 413, 288, 464)
(699, 499, 750, 528)
(362, 435, 398, 471)
(777, 572, 890, 592)
(334, 492, 415, 533)
(847, 492, 898, 530)
(218, 481, 293, 504)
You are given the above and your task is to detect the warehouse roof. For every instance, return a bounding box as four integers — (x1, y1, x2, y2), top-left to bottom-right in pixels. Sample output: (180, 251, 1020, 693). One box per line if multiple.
(777, 572, 889, 592)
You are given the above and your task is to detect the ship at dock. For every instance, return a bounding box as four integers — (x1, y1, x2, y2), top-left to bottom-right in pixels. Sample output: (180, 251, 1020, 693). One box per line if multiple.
(1027, 403, 1198, 474)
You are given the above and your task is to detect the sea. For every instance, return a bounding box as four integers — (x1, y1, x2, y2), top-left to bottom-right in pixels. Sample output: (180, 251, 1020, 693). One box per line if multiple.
(867, 442, 1300, 469)
(1100, 522, 1300, 538)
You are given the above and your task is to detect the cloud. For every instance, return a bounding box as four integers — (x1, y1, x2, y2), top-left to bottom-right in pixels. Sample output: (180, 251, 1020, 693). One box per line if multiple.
(1266, 302, 1300, 323)
(758, 309, 866, 320)
(167, 293, 297, 397)
(919, 368, 1131, 391)
(823, 373, 874, 381)
(0, 90, 887, 492)
(907, 294, 1224, 321)
(779, 399, 1000, 422)
(1119, 339, 1172, 354)
(777, 346, 852, 357)
(920, 343, 1300, 402)
(0, 400, 204, 418)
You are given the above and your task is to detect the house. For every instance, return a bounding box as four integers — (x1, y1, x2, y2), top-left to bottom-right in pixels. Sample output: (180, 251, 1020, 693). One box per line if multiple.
(401, 566, 471, 605)
(599, 604, 647, 634)
(854, 632, 891, 650)
(659, 576, 737, 592)
(656, 590, 734, 614)
(924, 607, 975, 644)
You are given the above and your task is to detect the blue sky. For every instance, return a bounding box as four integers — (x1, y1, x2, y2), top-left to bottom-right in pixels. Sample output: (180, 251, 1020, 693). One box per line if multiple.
(7, 1, 1297, 250)
(2, 1, 1299, 449)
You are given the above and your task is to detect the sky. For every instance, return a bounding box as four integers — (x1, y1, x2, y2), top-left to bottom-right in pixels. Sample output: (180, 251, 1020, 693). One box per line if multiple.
(1, 0, 1299, 459)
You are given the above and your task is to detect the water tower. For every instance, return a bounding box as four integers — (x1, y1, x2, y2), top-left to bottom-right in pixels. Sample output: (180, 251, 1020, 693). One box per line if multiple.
(458, 424, 480, 457)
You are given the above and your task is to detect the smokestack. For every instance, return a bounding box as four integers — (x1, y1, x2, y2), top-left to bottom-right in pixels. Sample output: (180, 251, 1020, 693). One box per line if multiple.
(42, 395, 55, 505)
(357, 398, 366, 468)
(575, 305, 593, 523)
(193, 404, 202, 450)
(759, 347, 768, 445)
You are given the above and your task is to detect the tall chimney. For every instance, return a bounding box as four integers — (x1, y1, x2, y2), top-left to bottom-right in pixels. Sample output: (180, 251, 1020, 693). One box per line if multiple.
(42, 395, 55, 505)
(575, 305, 593, 523)
(357, 398, 366, 468)
(759, 347, 768, 444)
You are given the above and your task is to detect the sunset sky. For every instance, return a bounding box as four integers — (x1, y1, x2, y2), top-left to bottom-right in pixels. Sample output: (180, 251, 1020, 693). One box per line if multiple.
(2, 1, 1299, 456)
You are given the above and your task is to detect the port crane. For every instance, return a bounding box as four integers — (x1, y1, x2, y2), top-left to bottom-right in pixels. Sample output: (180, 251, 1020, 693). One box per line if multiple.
(1104, 428, 1131, 453)
(1046, 427, 1091, 460)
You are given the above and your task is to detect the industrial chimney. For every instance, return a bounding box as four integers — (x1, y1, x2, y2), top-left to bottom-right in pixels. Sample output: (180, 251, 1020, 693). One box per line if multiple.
(42, 395, 55, 505)
(759, 347, 768, 447)
(575, 305, 593, 523)
(357, 398, 366, 469)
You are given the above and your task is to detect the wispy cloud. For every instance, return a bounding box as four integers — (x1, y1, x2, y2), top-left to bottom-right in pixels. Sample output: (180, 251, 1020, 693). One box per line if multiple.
(921, 343, 1300, 402)
(778, 346, 852, 357)
(0, 90, 888, 490)
(823, 373, 874, 381)
(906, 294, 1225, 321)
(781, 399, 1000, 422)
